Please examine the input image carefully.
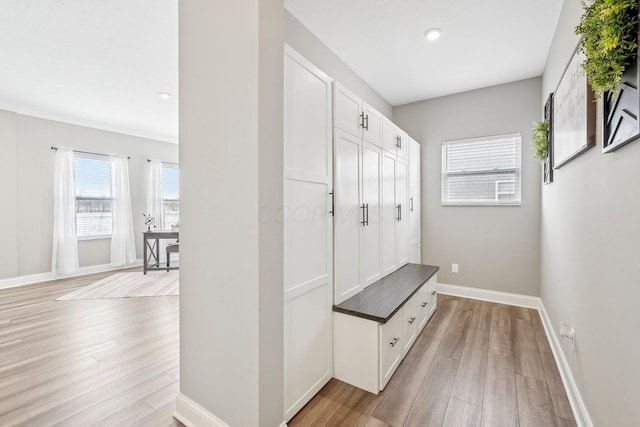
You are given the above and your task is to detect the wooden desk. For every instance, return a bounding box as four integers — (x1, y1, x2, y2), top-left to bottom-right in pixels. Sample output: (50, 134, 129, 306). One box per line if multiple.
(143, 230, 179, 274)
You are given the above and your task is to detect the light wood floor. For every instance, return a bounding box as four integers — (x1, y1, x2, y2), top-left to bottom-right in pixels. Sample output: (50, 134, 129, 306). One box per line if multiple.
(290, 295, 577, 427)
(0, 269, 182, 426)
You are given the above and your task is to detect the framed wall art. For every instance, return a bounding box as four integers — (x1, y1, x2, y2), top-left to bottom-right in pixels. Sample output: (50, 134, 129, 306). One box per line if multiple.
(553, 44, 596, 169)
(543, 93, 554, 184)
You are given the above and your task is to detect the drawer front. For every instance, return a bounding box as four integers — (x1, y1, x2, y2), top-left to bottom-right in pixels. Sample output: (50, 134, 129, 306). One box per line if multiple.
(429, 275, 438, 317)
(379, 311, 403, 391)
(402, 293, 419, 357)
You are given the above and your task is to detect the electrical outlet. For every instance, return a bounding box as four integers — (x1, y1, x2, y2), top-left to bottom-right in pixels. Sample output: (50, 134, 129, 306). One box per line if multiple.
(452, 263, 459, 273)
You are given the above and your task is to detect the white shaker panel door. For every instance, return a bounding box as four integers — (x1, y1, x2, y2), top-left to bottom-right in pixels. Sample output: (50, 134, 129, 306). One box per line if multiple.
(334, 129, 362, 304)
(408, 138, 421, 263)
(396, 157, 409, 268)
(361, 142, 382, 288)
(333, 81, 362, 139)
(362, 102, 383, 148)
(284, 46, 333, 421)
(381, 150, 397, 277)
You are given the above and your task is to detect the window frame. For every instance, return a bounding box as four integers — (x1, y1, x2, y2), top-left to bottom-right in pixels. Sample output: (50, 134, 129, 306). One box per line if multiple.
(441, 132, 522, 206)
(73, 153, 115, 240)
(161, 163, 180, 228)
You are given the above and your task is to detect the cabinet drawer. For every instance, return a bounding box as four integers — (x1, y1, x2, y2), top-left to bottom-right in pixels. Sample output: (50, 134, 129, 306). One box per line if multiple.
(402, 293, 419, 357)
(379, 311, 403, 391)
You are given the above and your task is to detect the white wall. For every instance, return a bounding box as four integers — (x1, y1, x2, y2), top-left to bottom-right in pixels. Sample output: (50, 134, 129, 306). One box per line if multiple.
(178, 0, 283, 426)
(284, 10, 393, 118)
(0, 110, 178, 280)
(394, 78, 542, 296)
(541, 1, 640, 425)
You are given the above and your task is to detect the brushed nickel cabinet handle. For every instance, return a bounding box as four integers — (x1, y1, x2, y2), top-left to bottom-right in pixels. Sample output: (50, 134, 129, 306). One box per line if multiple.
(408, 317, 416, 324)
(390, 337, 399, 347)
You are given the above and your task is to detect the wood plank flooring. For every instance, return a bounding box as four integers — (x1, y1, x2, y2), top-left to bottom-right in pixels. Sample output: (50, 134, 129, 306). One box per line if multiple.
(290, 295, 576, 427)
(0, 270, 182, 426)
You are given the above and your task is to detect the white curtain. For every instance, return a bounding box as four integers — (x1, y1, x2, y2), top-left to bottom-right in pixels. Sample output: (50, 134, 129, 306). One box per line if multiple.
(52, 147, 79, 274)
(110, 156, 137, 266)
(147, 159, 166, 260)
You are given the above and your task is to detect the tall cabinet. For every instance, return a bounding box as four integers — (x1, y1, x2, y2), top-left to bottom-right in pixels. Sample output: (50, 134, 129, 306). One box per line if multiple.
(409, 138, 421, 263)
(283, 46, 334, 421)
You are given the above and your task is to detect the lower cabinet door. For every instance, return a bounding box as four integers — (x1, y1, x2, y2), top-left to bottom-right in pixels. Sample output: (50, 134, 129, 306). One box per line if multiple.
(379, 312, 403, 391)
(416, 284, 431, 331)
(402, 293, 419, 357)
(427, 275, 438, 318)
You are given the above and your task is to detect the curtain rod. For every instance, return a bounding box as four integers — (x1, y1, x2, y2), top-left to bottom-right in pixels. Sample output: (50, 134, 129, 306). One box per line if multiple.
(50, 146, 130, 160)
(147, 159, 179, 166)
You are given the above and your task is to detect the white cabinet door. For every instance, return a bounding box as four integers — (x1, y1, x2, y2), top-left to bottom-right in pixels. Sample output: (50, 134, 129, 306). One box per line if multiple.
(361, 142, 383, 287)
(381, 150, 397, 277)
(396, 157, 409, 268)
(334, 81, 362, 139)
(379, 311, 403, 391)
(382, 118, 397, 154)
(402, 293, 419, 357)
(284, 46, 333, 421)
(334, 129, 362, 304)
(408, 138, 421, 264)
(396, 129, 409, 160)
(362, 103, 383, 148)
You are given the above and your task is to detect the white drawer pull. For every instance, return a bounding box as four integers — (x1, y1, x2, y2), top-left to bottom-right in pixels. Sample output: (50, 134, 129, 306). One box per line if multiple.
(390, 337, 400, 347)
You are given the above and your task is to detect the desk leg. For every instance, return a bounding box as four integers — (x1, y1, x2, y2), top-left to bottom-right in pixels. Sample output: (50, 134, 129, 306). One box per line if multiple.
(143, 236, 148, 275)
(155, 238, 160, 267)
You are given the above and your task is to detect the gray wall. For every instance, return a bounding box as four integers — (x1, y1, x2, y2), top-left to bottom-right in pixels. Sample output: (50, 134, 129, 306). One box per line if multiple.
(179, 0, 283, 425)
(0, 110, 178, 280)
(541, 1, 640, 425)
(285, 10, 392, 118)
(394, 78, 542, 296)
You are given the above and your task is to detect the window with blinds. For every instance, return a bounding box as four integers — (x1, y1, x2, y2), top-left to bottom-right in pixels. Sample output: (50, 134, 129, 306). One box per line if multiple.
(441, 133, 521, 205)
(74, 153, 114, 238)
(162, 164, 179, 227)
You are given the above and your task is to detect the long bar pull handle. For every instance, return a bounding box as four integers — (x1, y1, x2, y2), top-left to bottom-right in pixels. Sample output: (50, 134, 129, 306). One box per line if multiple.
(396, 135, 401, 148)
(329, 191, 334, 216)
(365, 203, 369, 226)
(397, 204, 402, 221)
(365, 114, 369, 130)
(361, 204, 367, 226)
(360, 112, 366, 129)
(410, 197, 414, 212)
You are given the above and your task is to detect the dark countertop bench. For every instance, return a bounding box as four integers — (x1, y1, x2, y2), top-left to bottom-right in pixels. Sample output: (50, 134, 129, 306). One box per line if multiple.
(333, 264, 439, 324)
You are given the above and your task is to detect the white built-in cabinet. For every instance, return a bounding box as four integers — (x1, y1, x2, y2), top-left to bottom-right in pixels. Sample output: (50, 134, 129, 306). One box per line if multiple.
(284, 48, 425, 418)
(283, 46, 334, 421)
(409, 138, 421, 263)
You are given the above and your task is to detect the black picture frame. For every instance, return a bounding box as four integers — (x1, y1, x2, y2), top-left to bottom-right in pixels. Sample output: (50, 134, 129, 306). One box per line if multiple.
(544, 93, 554, 184)
(602, 16, 640, 153)
(553, 42, 596, 169)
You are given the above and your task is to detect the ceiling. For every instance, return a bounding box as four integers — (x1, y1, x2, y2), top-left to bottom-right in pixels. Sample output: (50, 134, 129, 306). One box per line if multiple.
(285, 0, 564, 105)
(0, 0, 178, 143)
(0, 1, 563, 143)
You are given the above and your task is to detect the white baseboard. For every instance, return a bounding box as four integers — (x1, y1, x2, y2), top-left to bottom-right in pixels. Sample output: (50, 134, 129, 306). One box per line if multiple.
(174, 393, 231, 427)
(538, 302, 594, 427)
(437, 282, 592, 427)
(436, 282, 541, 309)
(0, 259, 143, 290)
(174, 393, 289, 427)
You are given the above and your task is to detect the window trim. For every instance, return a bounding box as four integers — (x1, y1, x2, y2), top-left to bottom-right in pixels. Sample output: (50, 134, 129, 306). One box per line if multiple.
(73, 153, 115, 239)
(441, 132, 522, 206)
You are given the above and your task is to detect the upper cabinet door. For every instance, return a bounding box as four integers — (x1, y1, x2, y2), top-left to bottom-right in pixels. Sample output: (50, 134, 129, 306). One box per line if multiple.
(334, 81, 362, 138)
(362, 103, 383, 148)
(382, 118, 397, 154)
(396, 129, 409, 160)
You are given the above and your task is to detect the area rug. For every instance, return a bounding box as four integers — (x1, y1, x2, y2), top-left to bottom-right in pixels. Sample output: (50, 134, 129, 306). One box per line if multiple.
(56, 271, 179, 300)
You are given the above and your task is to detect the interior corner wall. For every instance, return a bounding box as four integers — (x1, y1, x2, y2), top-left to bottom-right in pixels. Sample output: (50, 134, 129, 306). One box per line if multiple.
(540, 1, 640, 425)
(393, 77, 542, 296)
(0, 110, 178, 280)
(284, 10, 393, 118)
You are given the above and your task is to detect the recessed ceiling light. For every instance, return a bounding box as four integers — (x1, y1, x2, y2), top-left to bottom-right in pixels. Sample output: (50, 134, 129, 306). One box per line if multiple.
(159, 92, 172, 99)
(424, 28, 442, 41)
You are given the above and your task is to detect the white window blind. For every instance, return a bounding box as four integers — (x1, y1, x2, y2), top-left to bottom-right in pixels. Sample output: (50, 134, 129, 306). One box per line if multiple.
(441, 133, 521, 205)
(162, 164, 179, 227)
(74, 153, 114, 237)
